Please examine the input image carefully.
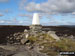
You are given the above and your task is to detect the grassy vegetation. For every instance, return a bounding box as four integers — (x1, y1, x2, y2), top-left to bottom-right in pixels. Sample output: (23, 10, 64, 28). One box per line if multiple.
(27, 33, 75, 56)
(27, 36, 38, 42)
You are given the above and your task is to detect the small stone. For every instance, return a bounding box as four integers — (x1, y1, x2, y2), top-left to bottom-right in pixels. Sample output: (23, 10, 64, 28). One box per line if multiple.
(26, 34, 29, 39)
(24, 29, 28, 33)
(21, 38, 27, 44)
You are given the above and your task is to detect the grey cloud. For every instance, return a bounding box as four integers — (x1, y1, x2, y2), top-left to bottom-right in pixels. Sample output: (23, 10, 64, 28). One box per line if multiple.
(0, 14, 4, 17)
(0, 0, 9, 2)
(72, 12, 75, 15)
(23, 0, 75, 14)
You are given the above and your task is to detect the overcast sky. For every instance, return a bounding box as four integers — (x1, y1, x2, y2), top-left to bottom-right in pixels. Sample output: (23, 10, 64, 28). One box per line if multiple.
(0, 0, 75, 26)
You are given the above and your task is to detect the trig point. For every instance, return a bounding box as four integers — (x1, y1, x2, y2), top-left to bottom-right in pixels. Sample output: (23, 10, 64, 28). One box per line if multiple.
(32, 13, 40, 25)
(30, 13, 42, 33)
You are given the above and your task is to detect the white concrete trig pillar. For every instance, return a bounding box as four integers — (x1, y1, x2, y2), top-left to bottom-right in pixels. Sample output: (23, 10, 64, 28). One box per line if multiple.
(32, 13, 40, 25)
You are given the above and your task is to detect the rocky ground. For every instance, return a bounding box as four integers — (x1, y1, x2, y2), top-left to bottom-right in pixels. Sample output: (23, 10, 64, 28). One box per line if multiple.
(0, 29, 60, 56)
(0, 29, 49, 56)
(0, 45, 47, 56)
(0, 25, 75, 56)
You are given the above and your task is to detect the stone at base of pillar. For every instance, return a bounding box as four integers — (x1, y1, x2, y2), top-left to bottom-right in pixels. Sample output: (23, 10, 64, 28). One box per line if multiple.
(29, 25, 42, 33)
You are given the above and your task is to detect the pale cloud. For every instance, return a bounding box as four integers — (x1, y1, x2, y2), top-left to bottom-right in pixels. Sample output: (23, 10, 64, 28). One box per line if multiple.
(42, 21, 69, 25)
(64, 21, 75, 25)
(4, 9, 10, 13)
(0, 18, 31, 25)
(19, 0, 27, 10)
(19, 14, 32, 18)
(19, 13, 43, 19)
(0, 9, 11, 14)
(0, 20, 5, 23)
